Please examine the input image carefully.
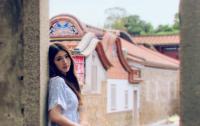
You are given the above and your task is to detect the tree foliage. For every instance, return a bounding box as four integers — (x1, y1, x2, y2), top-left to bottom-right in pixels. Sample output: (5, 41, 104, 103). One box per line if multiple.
(123, 15, 154, 35)
(104, 7, 180, 35)
(104, 7, 127, 29)
(173, 13, 180, 30)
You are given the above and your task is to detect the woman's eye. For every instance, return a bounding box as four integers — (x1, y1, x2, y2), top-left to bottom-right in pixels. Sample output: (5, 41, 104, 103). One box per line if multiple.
(56, 58, 62, 61)
(65, 55, 69, 58)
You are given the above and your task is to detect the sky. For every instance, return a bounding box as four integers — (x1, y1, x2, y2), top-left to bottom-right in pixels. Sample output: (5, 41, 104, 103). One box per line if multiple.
(49, 0, 180, 28)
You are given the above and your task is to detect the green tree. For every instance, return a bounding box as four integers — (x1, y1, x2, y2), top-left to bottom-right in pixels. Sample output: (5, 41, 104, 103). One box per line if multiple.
(104, 7, 179, 35)
(124, 15, 154, 35)
(111, 18, 126, 30)
(104, 7, 127, 29)
(155, 24, 174, 33)
(154, 13, 180, 35)
(173, 13, 180, 30)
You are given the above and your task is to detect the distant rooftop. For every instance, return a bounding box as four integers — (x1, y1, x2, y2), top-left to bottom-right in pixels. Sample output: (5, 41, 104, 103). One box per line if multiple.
(132, 34, 180, 45)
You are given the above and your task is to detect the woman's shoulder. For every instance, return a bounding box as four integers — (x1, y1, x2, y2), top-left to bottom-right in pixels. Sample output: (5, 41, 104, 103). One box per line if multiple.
(49, 76, 65, 85)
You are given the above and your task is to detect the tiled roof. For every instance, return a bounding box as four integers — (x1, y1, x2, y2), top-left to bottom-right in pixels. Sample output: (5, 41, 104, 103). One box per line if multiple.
(75, 32, 96, 52)
(132, 34, 180, 45)
(52, 33, 112, 70)
(121, 38, 179, 69)
(115, 38, 142, 84)
(101, 32, 130, 80)
(51, 41, 78, 51)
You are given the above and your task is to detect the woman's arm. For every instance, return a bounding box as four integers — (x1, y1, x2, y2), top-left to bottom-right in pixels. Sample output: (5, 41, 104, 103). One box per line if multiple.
(49, 105, 81, 126)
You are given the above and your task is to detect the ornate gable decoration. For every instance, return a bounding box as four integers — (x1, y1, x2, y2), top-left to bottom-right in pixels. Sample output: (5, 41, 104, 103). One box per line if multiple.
(50, 20, 78, 36)
(50, 14, 85, 40)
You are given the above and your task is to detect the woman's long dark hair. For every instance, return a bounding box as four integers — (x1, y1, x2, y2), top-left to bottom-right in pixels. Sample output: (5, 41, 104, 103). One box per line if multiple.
(48, 43, 82, 105)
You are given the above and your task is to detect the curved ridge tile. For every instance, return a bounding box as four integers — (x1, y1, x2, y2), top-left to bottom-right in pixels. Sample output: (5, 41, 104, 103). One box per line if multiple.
(101, 32, 117, 52)
(81, 38, 99, 56)
(115, 38, 142, 84)
(119, 31, 135, 44)
(74, 32, 95, 52)
(95, 42, 113, 70)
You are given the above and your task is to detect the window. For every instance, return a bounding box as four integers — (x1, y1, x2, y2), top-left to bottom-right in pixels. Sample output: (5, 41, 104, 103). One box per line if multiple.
(107, 79, 136, 113)
(91, 65, 97, 91)
(110, 84, 116, 110)
(124, 90, 129, 109)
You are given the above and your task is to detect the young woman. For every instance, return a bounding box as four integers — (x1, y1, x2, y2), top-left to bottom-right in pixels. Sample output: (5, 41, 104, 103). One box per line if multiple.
(48, 43, 87, 126)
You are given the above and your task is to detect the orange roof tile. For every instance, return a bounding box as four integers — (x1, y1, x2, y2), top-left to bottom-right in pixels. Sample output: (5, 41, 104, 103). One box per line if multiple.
(115, 38, 142, 83)
(133, 34, 180, 45)
(121, 38, 179, 69)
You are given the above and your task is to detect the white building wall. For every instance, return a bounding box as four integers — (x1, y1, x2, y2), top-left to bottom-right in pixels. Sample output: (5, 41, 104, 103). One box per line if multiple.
(84, 50, 106, 93)
(107, 79, 140, 113)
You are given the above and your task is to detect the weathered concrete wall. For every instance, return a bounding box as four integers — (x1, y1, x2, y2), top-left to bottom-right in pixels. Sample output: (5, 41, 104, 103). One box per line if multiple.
(40, 0, 49, 125)
(23, 0, 40, 125)
(83, 81, 132, 126)
(140, 67, 179, 125)
(180, 0, 200, 125)
(0, 0, 24, 125)
(0, 0, 49, 125)
(23, 0, 49, 125)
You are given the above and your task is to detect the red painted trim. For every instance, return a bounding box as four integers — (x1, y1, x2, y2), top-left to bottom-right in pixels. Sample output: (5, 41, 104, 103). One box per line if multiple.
(115, 38, 142, 84)
(95, 42, 112, 70)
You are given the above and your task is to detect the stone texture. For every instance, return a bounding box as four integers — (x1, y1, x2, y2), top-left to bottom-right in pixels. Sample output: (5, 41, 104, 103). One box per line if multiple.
(180, 0, 200, 125)
(140, 67, 179, 125)
(0, 0, 49, 125)
(0, 0, 24, 125)
(23, 0, 40, 125)
(39, 0, 49, 125)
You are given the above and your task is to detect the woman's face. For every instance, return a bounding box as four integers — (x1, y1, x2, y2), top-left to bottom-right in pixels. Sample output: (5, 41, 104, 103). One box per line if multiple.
(54, 50, 71, 75)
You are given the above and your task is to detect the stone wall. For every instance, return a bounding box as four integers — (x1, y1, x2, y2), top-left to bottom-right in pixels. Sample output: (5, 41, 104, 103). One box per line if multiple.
(0, 0, 24, 125)
(83, 81, 133, 126)
(180, 0, 200, 125)
(140, 67, 179, 125)
(0, 0, 49, 125)
(40, 0, 49, 125)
